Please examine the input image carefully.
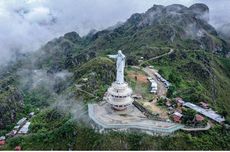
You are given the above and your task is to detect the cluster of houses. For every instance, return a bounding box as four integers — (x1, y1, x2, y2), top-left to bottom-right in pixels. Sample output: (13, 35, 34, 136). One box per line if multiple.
(147, 77, 158, 93)
(6, 116, 31, 137)
(184, 102, 225, 124)
(1, 135, 22, 150)
(172, 111, 205, 124)
(162, 97, 225, 125)
(0, 112, 34, 148)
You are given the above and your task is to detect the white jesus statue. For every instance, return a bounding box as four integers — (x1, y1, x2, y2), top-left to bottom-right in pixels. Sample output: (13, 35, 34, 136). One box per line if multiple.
(108, 50, 126, 84)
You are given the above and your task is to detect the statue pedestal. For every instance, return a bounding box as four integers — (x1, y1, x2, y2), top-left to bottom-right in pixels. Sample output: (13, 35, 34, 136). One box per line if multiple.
(106, 82, 133, 110)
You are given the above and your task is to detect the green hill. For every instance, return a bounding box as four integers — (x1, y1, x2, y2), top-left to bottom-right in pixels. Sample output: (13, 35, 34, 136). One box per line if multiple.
(0, 3, 230, 150)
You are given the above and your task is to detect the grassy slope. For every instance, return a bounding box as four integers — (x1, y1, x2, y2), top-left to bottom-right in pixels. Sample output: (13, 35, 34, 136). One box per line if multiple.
(3, 108, 230, 150)
(2, 53, 230, 150)
(149, 49, 230, 120)
(1, 36, 230, 151)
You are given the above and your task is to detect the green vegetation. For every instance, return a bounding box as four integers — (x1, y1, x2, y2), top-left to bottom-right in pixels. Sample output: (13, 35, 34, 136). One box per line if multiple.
(73, 57, 115, 101)
(0, 3, 230, 150)
(182, 108, 197, 125)
(3, 108, 230, 150)
(151, 50, 230, 121)
(157, 98, 166, 107)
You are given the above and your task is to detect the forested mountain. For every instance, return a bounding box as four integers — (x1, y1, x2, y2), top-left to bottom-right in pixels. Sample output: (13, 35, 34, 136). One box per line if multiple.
(0, 3, 230, 150)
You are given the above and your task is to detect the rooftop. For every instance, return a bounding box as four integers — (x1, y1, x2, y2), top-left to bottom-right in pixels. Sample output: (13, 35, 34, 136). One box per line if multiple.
(18, 122, 31, 134)
(0, 136, 5, 140)
(173, 112, 183, 118)
(17, 118, 27, 125)
(172, 115, 181, 123)
(184, 102, 225, 123)
(15, 146, 21, 151)
(175, 97, 185, 104)
(195, 114, 205, 121)
(0, 140, 5, 145)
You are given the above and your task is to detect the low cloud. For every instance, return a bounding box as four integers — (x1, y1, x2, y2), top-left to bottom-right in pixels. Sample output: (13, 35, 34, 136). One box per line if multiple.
(17, 69, 73, 91)
(17, 67, 89, 123)
(51, 96, 90, 125)
(0, 0, 229, 65)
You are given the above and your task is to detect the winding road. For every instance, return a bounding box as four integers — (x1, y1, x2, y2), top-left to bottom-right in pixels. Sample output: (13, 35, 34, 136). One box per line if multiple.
(137, 49, 174, 97)
(139, 49, 174, 66)
(181, 122, 211, 131)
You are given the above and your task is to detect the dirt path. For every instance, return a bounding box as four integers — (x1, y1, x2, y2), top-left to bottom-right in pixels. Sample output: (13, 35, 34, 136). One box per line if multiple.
(143, 67, 167, 97)
(138, 48, 173, 96)
(141, 67, 169, 119)
(127, 71, 148, 84)
(139, 49, 174, 66)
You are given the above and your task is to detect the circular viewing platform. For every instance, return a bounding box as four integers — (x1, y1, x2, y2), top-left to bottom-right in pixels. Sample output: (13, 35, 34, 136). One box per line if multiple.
(88, 103, 184, 135)
(106, 82, 133, 110)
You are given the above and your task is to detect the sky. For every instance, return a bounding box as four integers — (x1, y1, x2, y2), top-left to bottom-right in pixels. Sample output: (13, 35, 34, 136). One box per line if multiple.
(0, 0, 229, 64)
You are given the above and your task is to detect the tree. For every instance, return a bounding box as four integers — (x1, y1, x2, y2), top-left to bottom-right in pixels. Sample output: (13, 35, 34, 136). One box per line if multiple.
(167, 85, 176, 98)
(126, 56, 139, 65)
(158, 69, 165, 77)
(168, 72, 181, 87)
(157, 98, 165, 106)
(221, 111, 228, 118)
(127, 134, 142, 150)
(182, 109, 196, 125)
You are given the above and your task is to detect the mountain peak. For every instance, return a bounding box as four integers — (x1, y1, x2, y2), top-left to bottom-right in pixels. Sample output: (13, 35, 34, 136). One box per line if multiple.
(189, 3, 209, 21)
(90, 3, 227, 54)
(64, 31, 81, 43)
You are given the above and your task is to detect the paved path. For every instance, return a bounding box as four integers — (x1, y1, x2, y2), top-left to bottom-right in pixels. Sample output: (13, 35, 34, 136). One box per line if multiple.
(75, 84, 98, 98)
(88, 103, 184, 135)
(137, 48, 173, 96)
(181, 122, 211, 131)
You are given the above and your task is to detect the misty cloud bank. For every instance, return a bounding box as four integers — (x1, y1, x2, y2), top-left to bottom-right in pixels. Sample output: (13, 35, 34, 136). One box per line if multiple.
(17, 69, 73, 91)
(17, 68, 89, 122)
(51, 96, 90, 124)
(0, 0, 229, 64)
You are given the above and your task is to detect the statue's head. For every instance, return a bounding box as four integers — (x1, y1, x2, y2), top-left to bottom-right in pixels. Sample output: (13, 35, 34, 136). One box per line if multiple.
(118, 50, 122, 54)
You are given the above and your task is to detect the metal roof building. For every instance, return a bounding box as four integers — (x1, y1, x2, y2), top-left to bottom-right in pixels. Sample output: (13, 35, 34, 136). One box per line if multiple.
(18, 122, 31, 134)
(16, 118, 27, 126)
(184, 102, 225, 123)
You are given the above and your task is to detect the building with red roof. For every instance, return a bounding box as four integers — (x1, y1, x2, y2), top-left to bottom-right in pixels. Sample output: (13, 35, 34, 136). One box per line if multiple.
(175, 97, 185, 106)
(15, 146, 21, 151)
(195, 114, 205, 122)
(0, 140, 5, 146)
(172, 112, 183, 123)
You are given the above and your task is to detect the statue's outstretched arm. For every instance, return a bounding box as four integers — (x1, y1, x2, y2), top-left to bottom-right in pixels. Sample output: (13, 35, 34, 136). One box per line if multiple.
(107, 55, 118, 59)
